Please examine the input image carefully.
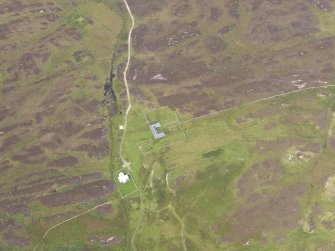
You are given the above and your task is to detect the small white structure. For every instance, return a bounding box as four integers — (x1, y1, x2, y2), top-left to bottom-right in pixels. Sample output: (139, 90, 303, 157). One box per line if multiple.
(118, 172, 129, 184)
(119, 125, 124, 130)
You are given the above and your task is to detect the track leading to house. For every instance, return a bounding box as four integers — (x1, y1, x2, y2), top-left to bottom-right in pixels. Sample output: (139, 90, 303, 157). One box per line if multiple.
(119, 0, 135, 169)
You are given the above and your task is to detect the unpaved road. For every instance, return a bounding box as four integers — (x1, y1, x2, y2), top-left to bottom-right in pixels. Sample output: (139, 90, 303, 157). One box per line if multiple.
(119, 0, 135, 169)
(183, 84, 335, 123)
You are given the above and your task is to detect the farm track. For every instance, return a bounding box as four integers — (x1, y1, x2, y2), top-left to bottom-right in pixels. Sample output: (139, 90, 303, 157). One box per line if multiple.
(119, 0, 135, 169)
(32, 0, 135, 250)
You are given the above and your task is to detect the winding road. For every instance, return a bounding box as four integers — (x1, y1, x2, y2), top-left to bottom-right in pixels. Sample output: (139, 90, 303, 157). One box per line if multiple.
(119, 0, 135, 169)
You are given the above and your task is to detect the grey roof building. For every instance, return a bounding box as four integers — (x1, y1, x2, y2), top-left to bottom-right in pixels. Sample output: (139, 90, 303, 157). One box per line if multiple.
(149, 122, 166, 139)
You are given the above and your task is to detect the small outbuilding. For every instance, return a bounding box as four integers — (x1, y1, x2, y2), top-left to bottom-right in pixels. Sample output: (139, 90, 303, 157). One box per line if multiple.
(118, 172, 130, 184)
(149, 122, 166, 139)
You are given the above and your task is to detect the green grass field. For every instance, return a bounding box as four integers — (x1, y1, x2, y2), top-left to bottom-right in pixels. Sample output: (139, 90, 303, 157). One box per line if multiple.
(113, 167, 138, 197)
(116, 85, 335, 250)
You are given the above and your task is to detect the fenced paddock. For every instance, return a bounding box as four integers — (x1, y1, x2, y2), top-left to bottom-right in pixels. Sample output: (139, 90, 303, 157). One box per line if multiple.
(113, 167, 139, 198)
(143, 106, 186, 149)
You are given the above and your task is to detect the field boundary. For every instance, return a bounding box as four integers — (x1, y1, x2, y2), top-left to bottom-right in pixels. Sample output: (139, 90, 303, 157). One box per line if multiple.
(143, 106, 173, 125)
(143, 106, 187, 149)
(160, 119, 187, 149)
(182, 84, 335, 123)
(113, 167, 140, 198)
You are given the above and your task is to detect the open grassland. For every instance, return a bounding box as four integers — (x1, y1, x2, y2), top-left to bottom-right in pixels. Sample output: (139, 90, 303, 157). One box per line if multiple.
(121, 86, 335, 250)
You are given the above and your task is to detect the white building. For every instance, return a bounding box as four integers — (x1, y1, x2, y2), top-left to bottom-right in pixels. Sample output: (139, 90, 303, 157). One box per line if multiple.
(118, 172, 129, 184)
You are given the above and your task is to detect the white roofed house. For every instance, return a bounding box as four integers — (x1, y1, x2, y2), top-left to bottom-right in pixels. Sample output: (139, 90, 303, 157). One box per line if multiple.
(118, 172, 130, 184)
